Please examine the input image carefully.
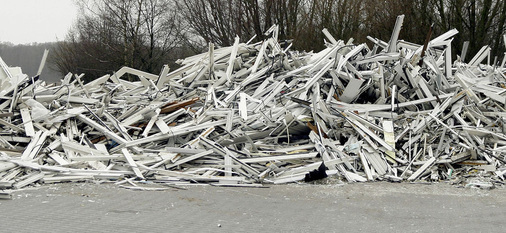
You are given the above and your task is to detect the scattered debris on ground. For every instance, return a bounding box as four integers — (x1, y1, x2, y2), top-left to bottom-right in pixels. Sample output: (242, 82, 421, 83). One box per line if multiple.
(1, 16, 506, 192)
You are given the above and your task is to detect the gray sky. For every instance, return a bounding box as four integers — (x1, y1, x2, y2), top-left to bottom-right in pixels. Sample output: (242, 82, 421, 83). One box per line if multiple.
(0, 0, 78, 44)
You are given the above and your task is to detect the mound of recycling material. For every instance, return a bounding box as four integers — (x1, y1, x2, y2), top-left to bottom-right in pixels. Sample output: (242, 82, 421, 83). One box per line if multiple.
(1, 19, 506, 191)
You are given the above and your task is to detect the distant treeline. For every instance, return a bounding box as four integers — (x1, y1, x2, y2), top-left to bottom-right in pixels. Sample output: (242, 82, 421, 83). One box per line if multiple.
(0, 42, 61, 83)
(8, 0, 506, 83)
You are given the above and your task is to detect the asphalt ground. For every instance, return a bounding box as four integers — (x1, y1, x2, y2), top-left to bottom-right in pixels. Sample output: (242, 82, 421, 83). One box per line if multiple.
(1, 181, 506, 232)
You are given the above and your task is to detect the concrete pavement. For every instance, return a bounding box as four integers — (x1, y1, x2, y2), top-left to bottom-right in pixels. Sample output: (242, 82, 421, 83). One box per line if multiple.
(1, 181, 505, 232)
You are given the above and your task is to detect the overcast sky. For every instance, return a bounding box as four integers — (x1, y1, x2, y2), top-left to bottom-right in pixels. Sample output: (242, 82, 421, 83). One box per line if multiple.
(0, 0, 78, 44)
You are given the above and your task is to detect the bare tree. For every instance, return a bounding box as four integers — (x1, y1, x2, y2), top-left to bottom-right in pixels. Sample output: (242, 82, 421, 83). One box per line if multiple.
(50, 0, 184, 81)
(177, 0, 247, 46)
(177, 0, 306, 48)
